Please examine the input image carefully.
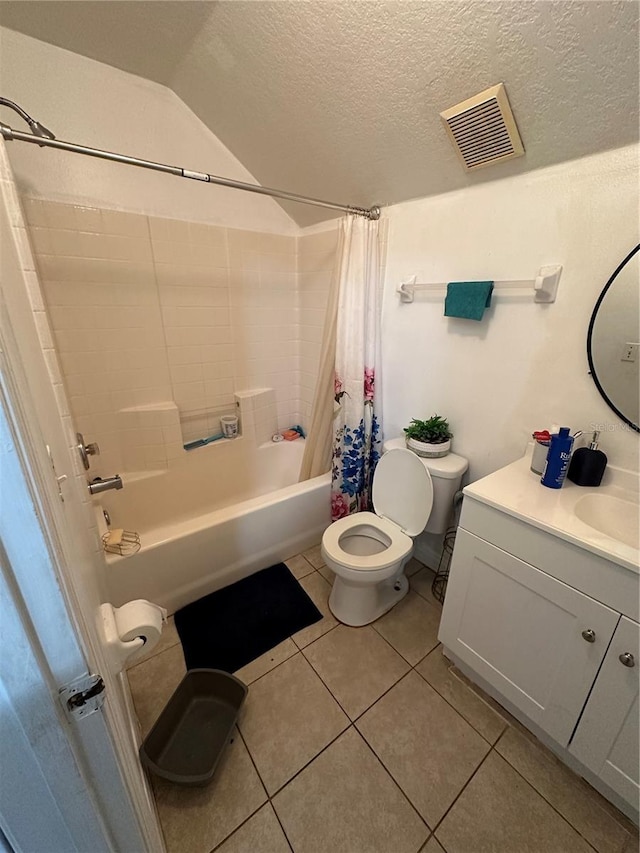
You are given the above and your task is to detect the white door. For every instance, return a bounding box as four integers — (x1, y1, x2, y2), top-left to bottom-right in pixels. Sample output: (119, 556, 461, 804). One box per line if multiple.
(438, 528, 620, 745)
(0, 152, 163, 850)
(570, 616, 639, 811)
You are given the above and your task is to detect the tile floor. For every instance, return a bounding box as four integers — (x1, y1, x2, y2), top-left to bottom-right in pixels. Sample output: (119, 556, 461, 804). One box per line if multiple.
(127, 551, 639, 853)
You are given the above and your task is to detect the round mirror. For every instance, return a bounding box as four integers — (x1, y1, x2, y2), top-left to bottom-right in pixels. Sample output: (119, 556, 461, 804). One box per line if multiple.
(587, 244, 639, 433)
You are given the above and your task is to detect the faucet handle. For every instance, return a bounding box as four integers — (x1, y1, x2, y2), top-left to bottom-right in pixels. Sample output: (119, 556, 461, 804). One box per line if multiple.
(76, 432, 100, 470)
(88, 475, 123, 496)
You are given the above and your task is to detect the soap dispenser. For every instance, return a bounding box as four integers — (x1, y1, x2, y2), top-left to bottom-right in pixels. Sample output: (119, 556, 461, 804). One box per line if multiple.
(567, 431, 607, 487)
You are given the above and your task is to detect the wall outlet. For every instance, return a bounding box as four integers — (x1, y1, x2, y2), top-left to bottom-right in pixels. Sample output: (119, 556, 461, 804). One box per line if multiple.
(621, 342, 639, 362)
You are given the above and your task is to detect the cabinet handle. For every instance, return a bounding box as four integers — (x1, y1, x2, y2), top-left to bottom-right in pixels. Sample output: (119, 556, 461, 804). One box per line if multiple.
(581, 629, 596, 643)
(619, 652, 635, 668)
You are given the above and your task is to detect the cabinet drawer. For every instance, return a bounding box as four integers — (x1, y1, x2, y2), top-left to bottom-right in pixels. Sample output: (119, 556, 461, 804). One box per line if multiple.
(438, 529, 620, 745)
(570, 616, 639, 813)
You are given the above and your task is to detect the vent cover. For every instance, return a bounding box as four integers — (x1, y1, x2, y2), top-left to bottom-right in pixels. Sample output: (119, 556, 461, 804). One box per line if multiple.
(441, 83, 524, 172)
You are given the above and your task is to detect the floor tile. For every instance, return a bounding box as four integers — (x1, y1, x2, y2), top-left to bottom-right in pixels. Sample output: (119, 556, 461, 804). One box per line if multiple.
(317, 564, 334, 583)
(213, 803, 290, 853)
(302, 543, 325, 569)
(291, 572, 337, 648)
(153, 730, 267, 853)
(373, 591, 441, 664)
(273, 728, 428, 853)
(410, 566, 443, 608)
(238, 653, 348, 795)
(285, 554, 315, 580)
(234, 638, 298, 685)
(405, 556, 426, 577)
(304, 624, 410, 719)
(436, 751, 594, 853)
(421, 837, 446, 853)
(357, 671, 490, 827)
(127, 615, 180, 668)
(127, 642, 186, 736)
(416, 646, 507, 744)
(496, 725, 633, 853)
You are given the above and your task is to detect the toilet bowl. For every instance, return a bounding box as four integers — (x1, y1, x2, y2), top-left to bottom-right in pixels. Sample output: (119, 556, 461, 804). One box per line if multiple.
(321, 439, 468, 626)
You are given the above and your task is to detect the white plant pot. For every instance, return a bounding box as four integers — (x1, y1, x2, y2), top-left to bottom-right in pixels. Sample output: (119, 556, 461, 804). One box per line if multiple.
(406, 437, 451, 458)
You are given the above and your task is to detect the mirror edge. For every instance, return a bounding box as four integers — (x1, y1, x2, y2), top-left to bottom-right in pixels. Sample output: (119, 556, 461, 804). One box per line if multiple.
(586, 243, 640, 434)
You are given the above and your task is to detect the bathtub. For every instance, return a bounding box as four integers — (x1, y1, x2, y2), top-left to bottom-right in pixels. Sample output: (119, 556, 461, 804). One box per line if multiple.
(98, 438, 331, 613)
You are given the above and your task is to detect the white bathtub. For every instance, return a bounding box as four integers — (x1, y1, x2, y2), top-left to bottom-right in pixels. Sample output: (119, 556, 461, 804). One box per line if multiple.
(98, 438, 331, 613)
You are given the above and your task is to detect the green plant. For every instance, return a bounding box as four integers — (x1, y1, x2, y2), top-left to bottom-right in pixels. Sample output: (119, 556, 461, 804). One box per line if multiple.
(404, 415, 453, 444)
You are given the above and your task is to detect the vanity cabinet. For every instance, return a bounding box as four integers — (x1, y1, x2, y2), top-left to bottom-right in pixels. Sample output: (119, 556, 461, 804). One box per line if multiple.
(439, 528, 620, 745)
(439, 489, 639, 821)
(569, 616, 639, 806)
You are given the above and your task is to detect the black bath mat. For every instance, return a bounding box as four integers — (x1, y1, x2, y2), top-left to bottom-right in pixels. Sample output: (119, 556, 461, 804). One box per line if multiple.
(174, 563, 323, 673)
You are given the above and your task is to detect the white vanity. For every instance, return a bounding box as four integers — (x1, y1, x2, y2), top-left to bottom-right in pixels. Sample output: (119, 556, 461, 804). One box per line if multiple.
(439, 449, 639, 824)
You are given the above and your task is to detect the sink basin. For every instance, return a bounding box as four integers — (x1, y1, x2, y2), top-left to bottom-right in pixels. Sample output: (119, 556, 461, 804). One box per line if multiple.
(574, 494, 639, 550)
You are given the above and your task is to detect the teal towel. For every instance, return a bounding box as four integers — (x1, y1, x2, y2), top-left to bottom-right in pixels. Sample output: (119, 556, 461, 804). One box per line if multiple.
(445, 281, 494, 321)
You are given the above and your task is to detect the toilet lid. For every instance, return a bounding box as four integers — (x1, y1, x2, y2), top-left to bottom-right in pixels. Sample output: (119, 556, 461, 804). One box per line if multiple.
(372, 448, 433, 536)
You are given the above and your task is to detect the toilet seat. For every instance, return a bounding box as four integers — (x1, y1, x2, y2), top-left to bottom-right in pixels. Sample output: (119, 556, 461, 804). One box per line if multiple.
(323, 449, 434, 574)
(322, 512, 413, 572)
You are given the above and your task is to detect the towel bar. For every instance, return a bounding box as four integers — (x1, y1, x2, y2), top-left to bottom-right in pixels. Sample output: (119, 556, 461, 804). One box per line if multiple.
(397, 265, 562, 304)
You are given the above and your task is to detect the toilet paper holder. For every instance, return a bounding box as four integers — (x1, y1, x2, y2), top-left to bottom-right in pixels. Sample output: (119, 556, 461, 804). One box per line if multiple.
(100, 600, 167, 675)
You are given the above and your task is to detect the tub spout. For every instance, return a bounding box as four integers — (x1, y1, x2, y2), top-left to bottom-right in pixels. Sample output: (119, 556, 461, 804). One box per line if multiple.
(88, 475, 123, 496)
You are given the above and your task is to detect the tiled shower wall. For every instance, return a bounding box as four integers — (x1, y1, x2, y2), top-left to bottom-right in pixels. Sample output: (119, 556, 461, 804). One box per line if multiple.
(23, 198, 300, 474)
(297, 228, 339, 425)
(23, 199, 386, 476)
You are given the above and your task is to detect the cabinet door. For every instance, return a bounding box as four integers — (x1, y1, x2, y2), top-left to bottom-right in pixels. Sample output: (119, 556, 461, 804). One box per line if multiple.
(570, 616, 639, 809)
(438, 529, 620, 745)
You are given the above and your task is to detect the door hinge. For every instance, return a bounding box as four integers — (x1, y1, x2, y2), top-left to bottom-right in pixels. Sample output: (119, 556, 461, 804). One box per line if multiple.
(60, 673, 106, 722)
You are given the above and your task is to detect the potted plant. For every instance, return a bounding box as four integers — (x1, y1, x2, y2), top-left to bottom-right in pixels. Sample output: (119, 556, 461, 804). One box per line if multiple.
(404, 415, 453, 458)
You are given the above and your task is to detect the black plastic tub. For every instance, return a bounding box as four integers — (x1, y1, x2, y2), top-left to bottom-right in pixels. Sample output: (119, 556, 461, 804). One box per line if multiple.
(139, 669, 248, 786)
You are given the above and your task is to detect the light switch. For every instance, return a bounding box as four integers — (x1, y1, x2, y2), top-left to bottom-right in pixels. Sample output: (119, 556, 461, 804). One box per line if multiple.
(621, 342, 639, 362)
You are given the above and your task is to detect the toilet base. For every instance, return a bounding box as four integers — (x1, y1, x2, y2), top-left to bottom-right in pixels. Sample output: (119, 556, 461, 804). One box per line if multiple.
(328, 571, 409, 627)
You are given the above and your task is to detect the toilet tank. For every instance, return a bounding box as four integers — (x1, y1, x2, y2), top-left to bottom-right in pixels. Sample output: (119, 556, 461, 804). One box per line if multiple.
(382, 438, 468, 534)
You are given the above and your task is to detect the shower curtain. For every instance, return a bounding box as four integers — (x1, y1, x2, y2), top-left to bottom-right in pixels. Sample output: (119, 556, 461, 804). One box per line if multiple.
(300, 215, 383, 521)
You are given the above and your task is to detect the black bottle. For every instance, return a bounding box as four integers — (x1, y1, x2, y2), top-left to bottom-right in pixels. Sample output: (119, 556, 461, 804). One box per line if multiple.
(567, 431, 608, 487)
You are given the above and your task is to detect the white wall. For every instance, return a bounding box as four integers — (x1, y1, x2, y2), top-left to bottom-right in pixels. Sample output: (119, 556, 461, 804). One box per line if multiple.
(382, 144, 640, 480)
(0, 27, 297, 234)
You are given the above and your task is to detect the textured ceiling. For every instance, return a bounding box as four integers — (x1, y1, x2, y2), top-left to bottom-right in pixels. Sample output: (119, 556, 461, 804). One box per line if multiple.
(0, 1, 638, 225)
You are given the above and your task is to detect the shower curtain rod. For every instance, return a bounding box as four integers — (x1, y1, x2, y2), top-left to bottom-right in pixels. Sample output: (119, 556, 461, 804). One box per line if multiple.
(0, 100, 380, 221)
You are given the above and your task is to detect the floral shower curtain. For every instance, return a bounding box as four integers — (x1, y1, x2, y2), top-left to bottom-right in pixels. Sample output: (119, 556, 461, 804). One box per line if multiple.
(330, 215, 382, 520)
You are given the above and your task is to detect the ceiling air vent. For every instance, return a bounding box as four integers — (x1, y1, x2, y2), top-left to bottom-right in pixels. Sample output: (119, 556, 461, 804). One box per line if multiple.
(440, 83, 524, 172)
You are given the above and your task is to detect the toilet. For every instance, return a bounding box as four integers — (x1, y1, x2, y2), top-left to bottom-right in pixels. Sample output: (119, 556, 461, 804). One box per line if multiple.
(321, 437, 468, 626)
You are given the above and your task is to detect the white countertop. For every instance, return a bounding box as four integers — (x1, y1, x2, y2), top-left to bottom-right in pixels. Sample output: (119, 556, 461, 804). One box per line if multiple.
(463, 447, 640, 574)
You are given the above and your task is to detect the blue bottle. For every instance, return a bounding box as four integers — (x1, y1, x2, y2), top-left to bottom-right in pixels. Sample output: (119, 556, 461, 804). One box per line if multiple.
(541, 427, 574, 489)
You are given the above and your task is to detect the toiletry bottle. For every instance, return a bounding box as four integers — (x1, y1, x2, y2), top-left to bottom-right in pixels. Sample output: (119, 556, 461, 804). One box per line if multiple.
(567, 431, 607, 487)
(541, 427, 574, 489)
(531, 430, 551, 474)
